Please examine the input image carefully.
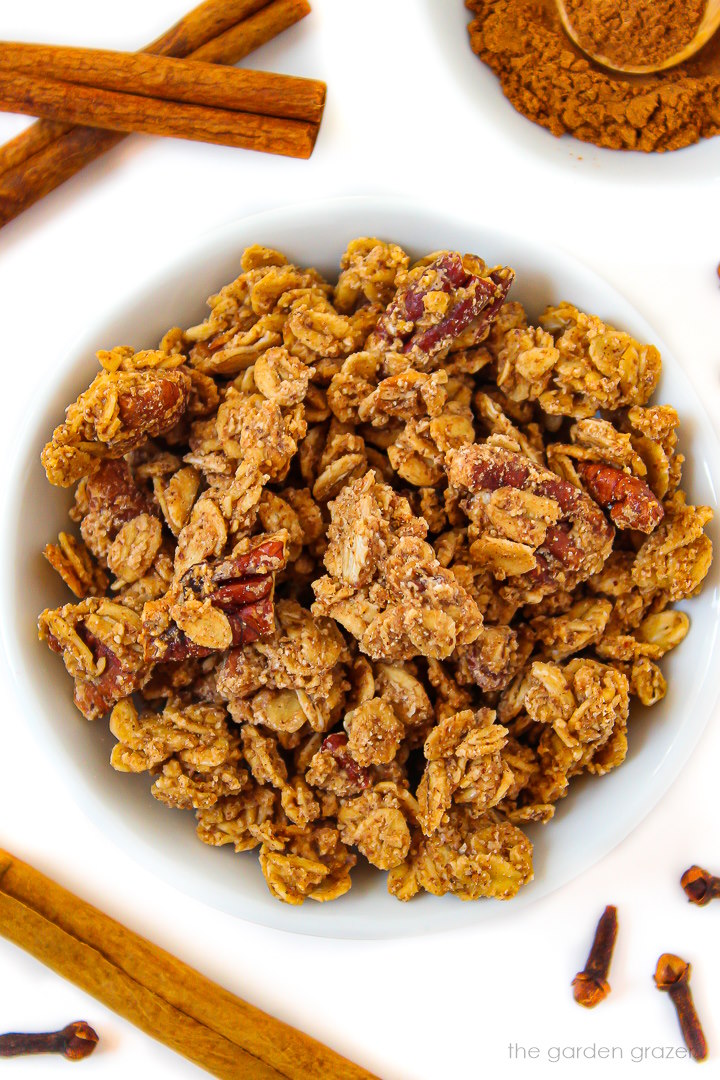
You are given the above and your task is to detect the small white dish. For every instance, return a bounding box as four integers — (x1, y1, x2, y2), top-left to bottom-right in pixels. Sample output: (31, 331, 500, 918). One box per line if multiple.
(3, 196, 719, 938)
(433, 0, 720, 182)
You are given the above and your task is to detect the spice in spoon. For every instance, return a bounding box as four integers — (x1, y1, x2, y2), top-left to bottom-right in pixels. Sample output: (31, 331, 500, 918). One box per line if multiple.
(563, 0, 705, 70)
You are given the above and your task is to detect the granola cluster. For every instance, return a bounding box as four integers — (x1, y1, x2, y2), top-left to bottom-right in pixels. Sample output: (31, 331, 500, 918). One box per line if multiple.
(38, 239, 712, 907)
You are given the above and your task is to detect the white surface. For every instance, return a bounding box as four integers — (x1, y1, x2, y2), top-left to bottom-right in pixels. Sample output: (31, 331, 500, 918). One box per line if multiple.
(0, 0, 719, 1075)
(6, 194, 720, 942)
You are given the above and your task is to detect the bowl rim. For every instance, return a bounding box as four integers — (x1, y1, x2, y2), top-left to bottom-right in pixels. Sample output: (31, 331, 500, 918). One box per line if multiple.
(3, 193, 720, 939)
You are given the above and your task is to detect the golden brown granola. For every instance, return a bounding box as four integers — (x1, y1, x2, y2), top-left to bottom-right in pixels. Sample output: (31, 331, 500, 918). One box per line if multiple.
(38, 238, 713, 908)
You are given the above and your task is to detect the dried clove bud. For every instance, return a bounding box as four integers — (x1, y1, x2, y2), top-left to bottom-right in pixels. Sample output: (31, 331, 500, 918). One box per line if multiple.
(654, 954, 708, 1062)
(572, 904, 618, 1007)
(681, 865, 720, 906)
(0, 1021, 99, 1060)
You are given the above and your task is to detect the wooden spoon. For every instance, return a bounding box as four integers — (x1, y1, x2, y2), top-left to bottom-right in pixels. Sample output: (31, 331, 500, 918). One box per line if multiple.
(556, 0, 720, 74)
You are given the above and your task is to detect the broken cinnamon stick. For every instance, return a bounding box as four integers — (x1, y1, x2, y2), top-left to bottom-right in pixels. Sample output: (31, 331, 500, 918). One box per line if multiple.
(0, 848, 376, 1080)
(0, 71, 318, 158)
(0, 0, 311, 227)
(0, 44, 325, 123)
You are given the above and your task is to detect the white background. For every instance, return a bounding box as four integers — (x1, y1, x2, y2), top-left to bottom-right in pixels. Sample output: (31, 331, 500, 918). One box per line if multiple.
(1, 2, 720, 1076)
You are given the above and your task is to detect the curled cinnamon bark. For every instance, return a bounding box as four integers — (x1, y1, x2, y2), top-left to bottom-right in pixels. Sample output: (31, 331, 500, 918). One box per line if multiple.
(0, 70, 319, 159)
(0, 0, 313, 227)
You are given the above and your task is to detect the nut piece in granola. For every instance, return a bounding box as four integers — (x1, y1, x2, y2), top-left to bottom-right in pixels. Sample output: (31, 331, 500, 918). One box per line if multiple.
(38, 598, 148, 720)
(447, 443, 615, 604)
(42, 349, 191, 486)
(143, 532, 288, 663)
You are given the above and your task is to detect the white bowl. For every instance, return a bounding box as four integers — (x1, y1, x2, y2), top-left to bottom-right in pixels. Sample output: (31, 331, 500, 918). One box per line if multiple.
(3, 196, 720, 939)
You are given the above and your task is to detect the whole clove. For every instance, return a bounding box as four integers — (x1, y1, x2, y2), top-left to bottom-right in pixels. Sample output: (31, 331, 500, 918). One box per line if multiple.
(681, 865, 720, 906)
(654, 954, 708, 1062)
(572, 905, 618, 1007)
(0, 1021, 99, 1060)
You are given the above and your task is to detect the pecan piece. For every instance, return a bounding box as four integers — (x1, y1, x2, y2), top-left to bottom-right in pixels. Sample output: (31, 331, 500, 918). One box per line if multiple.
(369, 253, 514, 365)
(42, 363, 191, 486)
(577, 462, 665, 533)
(322, 732, 371, 787)
(408, 268, 514, 358)
(75, 459, 158, 566)
(448, 445, 614, 603)
(213, 538, 289, 579)
(38, 597, 148, 719)
(142, 533, 288, 662)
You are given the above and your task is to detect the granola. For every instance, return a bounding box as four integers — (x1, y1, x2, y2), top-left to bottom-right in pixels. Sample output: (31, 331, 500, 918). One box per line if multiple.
(38, 238, 713, 908)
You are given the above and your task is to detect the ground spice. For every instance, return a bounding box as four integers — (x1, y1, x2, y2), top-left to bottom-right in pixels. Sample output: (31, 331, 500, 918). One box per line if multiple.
(466, 0, 720, 152)
(564, 0, 705, 69)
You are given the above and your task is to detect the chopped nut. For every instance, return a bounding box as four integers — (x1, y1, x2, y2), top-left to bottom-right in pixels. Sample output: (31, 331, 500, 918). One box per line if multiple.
(143, 533, 288, 663)
(42, 351, 191, 486)
(38, 597, 147, 719)
(448, 443, 614, 604)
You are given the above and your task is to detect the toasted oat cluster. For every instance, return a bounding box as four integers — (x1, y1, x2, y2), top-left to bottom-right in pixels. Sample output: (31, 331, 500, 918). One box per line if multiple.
(38, 239, 712, 907)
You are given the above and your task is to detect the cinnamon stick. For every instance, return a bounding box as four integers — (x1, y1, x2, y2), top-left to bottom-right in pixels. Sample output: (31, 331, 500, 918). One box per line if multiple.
(0, 849, 377, 1080)
(0, 0, 311, 227)
(0, 71, 317, 158)
(0, 0, 272, 177)
(191, 0, 309, 62)
(146, 0, 272, 56)
(0, 44, 325, 123)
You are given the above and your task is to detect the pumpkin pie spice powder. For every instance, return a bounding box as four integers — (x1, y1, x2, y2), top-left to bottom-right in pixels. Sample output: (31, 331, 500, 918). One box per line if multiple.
(563, 0, 704, 69)
(466, 0, 720, 151)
